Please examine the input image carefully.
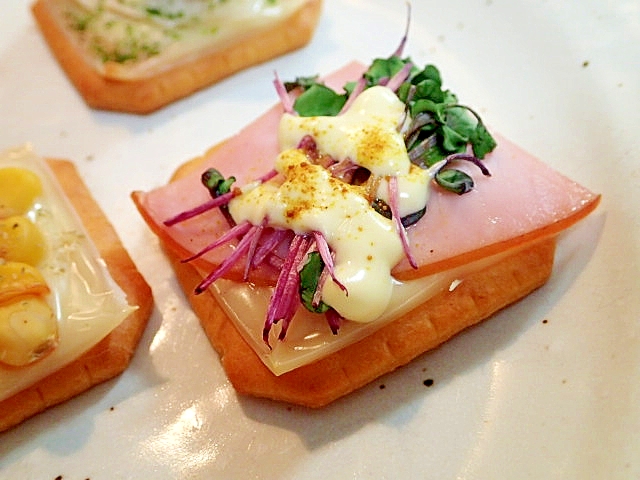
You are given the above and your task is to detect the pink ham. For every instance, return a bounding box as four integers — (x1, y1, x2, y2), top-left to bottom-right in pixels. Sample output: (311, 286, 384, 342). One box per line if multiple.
(394, 132, 599, 279)
(132, 62, 600, 284)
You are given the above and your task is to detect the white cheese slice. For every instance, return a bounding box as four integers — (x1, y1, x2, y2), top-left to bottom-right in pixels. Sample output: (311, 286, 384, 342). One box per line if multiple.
(208, 248, 512, 376)
(0, 145, 136, 402)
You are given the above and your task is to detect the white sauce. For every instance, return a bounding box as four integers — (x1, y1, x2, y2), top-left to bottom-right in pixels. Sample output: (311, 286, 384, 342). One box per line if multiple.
(0, 145, 135, 402)
(230, 149, 404, 322)
(229, 86, 433, 323)
(280, 86, 409, 176)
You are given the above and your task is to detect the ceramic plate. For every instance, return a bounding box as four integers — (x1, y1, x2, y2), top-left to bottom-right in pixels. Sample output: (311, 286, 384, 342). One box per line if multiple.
(1, 0, 638, 478)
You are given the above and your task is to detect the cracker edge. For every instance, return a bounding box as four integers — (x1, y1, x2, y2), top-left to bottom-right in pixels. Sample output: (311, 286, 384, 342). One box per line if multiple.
(167, 237, 555, 408)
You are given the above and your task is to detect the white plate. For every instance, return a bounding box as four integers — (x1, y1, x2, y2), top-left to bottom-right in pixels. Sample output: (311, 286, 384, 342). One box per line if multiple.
(1, 1, 639, 478)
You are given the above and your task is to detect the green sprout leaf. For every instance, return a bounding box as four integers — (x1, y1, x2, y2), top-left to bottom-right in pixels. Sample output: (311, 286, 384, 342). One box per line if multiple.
(299, 252, 330, 313)
(293, 84, 347, 117)
(283, 75, 320, 93)
(470, 122, 498, 159)
(435, 168, 474, 195)
(201, 168, 236, 197)
(364, 56, 410, 86)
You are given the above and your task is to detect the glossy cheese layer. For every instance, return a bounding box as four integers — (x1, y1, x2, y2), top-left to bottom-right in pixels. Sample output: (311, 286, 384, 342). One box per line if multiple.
(211, 247, 513, 375)
(53, 0, 309, 79)
(0, 145, 135, 402)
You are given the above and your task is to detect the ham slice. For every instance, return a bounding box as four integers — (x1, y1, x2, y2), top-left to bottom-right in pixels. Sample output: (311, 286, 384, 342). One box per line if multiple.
(132, 62, 600, 283)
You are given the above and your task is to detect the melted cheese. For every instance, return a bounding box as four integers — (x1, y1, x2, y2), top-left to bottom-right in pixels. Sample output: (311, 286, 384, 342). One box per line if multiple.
(0, 145, 135, 402)
(211, 249, 510, 375)
(54, 0, 309, 79)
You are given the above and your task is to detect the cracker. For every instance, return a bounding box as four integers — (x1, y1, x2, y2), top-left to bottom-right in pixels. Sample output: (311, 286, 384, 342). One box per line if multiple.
(0, 159, 153, 432)
(31, 0, 323, 114)
(164, 155, 555, 407)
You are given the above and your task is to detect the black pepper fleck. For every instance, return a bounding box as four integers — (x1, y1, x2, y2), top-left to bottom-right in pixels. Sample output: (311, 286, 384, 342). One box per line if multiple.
(379, 384, 386, 390)
(582, 60, 590, 68)
(542, 319, 548, 324)
(423, 379, 434, 387)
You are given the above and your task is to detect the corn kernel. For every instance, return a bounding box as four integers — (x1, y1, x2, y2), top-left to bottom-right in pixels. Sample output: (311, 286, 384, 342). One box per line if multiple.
(0, 262, 50, 306)
(0, 295, 57, 367)
(0, 215, 46, 265)
(0, 167, 42, 218)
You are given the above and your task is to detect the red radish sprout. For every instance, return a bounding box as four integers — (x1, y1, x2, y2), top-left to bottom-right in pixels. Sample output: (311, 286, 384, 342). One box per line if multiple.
(182, 220, 252, 263)
(164, 190, 238, 226)
(194, 224, 264, 293)
(273, 72, 295, 115)
(388, 175, 417, 269)
(263, 234, 314, 346)
(312, 231, 347, 294)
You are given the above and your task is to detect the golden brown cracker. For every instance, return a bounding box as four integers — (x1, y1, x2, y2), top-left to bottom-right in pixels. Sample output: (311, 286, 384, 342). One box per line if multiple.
(168, 237, 554, 407)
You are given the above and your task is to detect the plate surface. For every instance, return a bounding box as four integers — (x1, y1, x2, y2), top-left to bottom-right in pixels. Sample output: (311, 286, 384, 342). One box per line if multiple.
(1, 1, 639, 478)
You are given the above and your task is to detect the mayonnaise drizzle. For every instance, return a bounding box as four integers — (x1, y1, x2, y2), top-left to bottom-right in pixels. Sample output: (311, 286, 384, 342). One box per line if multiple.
(280, 86, 410, 176)
(229, 86, 433, 322)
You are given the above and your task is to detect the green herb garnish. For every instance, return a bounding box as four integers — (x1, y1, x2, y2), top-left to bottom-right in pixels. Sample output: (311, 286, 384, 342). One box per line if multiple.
(395, 59, 497, 166)
(364, 56, 410, 86)
(202, 168, 236, 197)
(299, 252, 330, 314)
(286, 55, 496, 194)
(293, 84, 347, 117)
(283, 75, 319, 92)
(434, 168, 474, 195)
(145, 7, 185, 20)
